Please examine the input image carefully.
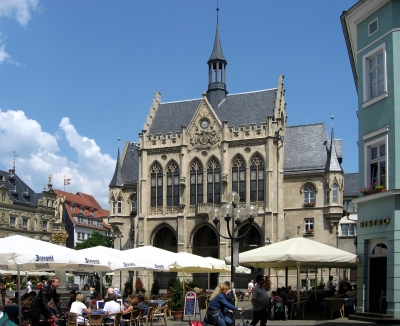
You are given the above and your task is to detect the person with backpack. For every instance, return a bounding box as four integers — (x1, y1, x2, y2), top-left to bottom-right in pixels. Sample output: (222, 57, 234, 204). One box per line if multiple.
(250, 275, 269, 326)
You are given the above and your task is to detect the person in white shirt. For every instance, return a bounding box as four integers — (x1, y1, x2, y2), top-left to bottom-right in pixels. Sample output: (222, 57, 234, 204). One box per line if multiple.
(26, 277, 32, 293)
(70, 293, 91, 325)
(103, 294, 121, 322)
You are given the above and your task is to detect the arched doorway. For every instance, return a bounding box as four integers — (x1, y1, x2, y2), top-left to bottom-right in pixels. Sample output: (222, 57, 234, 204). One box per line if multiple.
(235, 224, 263, 288)
(192, 224, 219, 289)
(369, 241, 387, 313)
(153, 225, 178, 289)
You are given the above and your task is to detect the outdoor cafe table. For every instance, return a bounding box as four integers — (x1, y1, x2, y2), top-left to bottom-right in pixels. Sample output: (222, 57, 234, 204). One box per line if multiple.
(146, 300, 166, 307)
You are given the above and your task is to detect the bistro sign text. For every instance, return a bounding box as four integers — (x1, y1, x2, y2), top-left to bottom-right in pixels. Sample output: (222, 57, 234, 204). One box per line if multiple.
(360, 218, 390, 228)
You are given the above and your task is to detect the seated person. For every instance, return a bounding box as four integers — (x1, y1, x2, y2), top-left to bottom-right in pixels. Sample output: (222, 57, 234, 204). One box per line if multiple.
(103, 294, 121, 323)
(89, 292, 102, 310)
(70, 293, 91, 325)
(334, 282, 351, 298)
(270, 291, 282, 305)
(136, 294, 146, 312)
(139, 288, 147, 299)
(1, 289, 11, 306)
(345, 284, 356, 298)
(121, 296, 138, 318)
(67, 290, 77, 309)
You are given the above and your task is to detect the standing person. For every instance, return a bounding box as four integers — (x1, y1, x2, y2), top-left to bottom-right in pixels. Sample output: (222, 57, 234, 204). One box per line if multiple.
(250, 275, 270, 326)
(207, 283, 242, 326)
(325, 276, 335, 291)
(30, 277, 61, 326)
(26, 277, 32, 293)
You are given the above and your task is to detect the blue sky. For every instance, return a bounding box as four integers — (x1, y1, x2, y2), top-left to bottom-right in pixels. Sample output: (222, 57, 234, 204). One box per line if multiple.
(0, 0, 358, 207)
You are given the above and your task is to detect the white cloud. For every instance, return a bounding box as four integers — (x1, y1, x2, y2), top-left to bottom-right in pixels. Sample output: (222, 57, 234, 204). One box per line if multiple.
(0, 35, 11, 64)
(0, 0, 40, 26)
(0, 109, 115, 207)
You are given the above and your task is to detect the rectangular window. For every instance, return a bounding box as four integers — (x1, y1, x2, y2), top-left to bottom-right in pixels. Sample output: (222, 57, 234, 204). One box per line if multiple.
(88, 219, 93, 226)
(363, 44, 386, 103)
(82, 232, 86, 240)
(348, 224, 355, 236)
(78, 217, 84, 224)
(304, 218, 314, 232)
(42, 221, 48, 232)
(332, 185, 338, 203)
(77, 232, 81, 240)
(22, 219, 28, 230)
(117, 199, 122, 213)
(10, 217, 16, 228)
(368, 18, 378, 36)
(341, 224, 348, 236)
(97, 220, 102, 227)
(370, 143, 386, 186)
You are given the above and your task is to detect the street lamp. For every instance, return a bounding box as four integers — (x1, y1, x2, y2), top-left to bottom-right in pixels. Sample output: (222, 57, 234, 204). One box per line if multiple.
(209, 191, 258, 318)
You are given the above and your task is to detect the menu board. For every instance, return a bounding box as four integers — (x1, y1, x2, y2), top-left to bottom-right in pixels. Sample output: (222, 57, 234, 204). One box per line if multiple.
(184, 291, 197, 317)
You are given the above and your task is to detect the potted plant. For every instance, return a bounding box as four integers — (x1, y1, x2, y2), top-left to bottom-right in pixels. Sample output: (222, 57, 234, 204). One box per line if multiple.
(306, 228, 313, 234)
(171, 278, 184, 321)
(303, 202, 315, 208)
(150, 278, 160, 295)
(360, 183, 386, 196)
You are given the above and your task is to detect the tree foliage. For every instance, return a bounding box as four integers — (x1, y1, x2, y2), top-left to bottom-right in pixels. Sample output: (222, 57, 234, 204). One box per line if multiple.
(73, 231, 113, 249)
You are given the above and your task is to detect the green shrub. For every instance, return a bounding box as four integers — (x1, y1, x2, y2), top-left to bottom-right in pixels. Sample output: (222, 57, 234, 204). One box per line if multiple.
(171, 279, 184, 311)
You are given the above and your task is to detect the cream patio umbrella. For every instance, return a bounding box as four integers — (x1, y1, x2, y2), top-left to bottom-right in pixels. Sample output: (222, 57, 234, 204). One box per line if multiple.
(225, 237, 358, 301)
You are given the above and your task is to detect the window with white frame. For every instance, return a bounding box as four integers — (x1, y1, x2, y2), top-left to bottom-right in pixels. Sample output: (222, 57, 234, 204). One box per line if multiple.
(42, 220, 48, 232)
(325, 186, 330, 204)
(10, 216, 16, 228)
(111, 197, 116, 214)
(131, 197, 137, 211)
(368, 18, 378, 36)
(304, 218, 314, 232)
(363, 44, 386, 103)
(117, 196, 122, 213)
(22, 218, 28, 229)
(303, 184, 316, 204)
(82, 232, 86, 240)
(97, 220, 102, 227)
(341, 224, 356, 236)
(343, 200, 356, 212)
(78, 216, 84, 224)
(88, 219, 93, 226)
(370, 143, 386, 187)
(332, 184, 338, 203)
(77, 232, 81, 240)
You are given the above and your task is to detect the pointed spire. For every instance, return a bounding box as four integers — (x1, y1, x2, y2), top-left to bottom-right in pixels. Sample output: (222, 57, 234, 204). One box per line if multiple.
(208, 7, 226, 64)
(326, 116, 342, 172)
(109, 138, 125, 187)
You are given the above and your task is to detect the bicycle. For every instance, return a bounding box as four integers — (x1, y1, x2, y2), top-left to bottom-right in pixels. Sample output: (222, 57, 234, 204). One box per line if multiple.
(236, 311, 249, 326)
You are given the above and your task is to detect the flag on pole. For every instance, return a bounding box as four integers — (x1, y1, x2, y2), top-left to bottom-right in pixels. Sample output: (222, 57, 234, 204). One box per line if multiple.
(64, 178, 71, 185)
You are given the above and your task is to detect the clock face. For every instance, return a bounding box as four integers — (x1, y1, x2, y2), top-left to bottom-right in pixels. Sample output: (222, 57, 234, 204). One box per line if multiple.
(200, 118, 210, 129)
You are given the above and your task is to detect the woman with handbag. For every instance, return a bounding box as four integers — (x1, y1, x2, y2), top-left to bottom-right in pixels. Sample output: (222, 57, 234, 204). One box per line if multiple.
(205, 284, 242, 326)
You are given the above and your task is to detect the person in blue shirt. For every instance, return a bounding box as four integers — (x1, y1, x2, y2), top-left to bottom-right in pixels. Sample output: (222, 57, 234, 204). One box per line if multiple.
(208, 283, 242, 326)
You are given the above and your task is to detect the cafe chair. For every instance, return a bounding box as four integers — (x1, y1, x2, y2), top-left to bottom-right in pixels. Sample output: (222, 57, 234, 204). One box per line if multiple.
(137, 307, 153, 326)
(330, 299, 344, 319)
(164, 300, 172, 317)
(67, 312, 78, 326)
(150, 306, 168, 326)
(291, 299, 307, 320)
(128, 310, 138, 326)
(88, 314, 103, 326)
(104, 312, 122, 326)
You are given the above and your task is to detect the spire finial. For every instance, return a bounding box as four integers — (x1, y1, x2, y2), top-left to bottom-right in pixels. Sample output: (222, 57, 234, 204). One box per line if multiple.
(118, 137, 121, 150)
(12, 151, 18, 173)
(216, 1, 219, 25)
(331, 115, 334, 128)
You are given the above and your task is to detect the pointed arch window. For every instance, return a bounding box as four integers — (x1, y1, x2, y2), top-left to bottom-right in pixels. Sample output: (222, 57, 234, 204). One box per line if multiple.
(117, 196, 122, 213)
(151, 162, 163, 207)
(325, 186, 330, 205)
(250, 154, 264, 202)
(190, 159, 203, 205)
(207, 158, 221, 204)
(304, 184, 316, 204)
(167, 161, 179, 207)
(232, 155, 246, 202)
(332, 184, 338, 203)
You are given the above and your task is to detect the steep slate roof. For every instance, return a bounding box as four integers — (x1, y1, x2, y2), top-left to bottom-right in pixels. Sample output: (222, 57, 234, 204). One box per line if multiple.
(109, 148, 124, 187)
(148, 89, 277, 136)
(121, 142, 139, 186)
(344, 172, 359, 197)
(284, 123, 343, 174)
(0, 169, 40, 208)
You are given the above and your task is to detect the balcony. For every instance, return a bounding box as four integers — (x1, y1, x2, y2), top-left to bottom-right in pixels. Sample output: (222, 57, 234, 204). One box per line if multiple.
(195, 203, 220, 217)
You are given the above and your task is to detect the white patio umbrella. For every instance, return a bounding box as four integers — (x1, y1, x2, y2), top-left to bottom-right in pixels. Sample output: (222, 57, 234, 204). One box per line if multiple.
(225, 237, 358, 301)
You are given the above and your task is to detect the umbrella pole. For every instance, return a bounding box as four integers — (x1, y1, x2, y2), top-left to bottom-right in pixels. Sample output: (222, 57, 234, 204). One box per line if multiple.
(285, 267, 288, 288)
(100, 272, 103, 299)
(18, 265, 21, 324)
(315, 269, 317, 302)
(208, 273, 210, 293)
(296, 262, 300, 304)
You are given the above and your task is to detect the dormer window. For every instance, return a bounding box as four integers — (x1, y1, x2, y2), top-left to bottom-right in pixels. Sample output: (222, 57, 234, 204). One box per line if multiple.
(97, 220, 103, 227)
(78, 216, 84, 224)
(72, 206, 76, 212)
(81, 208, 85, 213)
(12, 194, 18, 200)
(88, 219, 93, 226)
(9, 179, 15, 185)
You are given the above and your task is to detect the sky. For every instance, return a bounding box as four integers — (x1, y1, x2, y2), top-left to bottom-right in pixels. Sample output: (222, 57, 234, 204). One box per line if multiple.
(0, 0, 358, 208)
